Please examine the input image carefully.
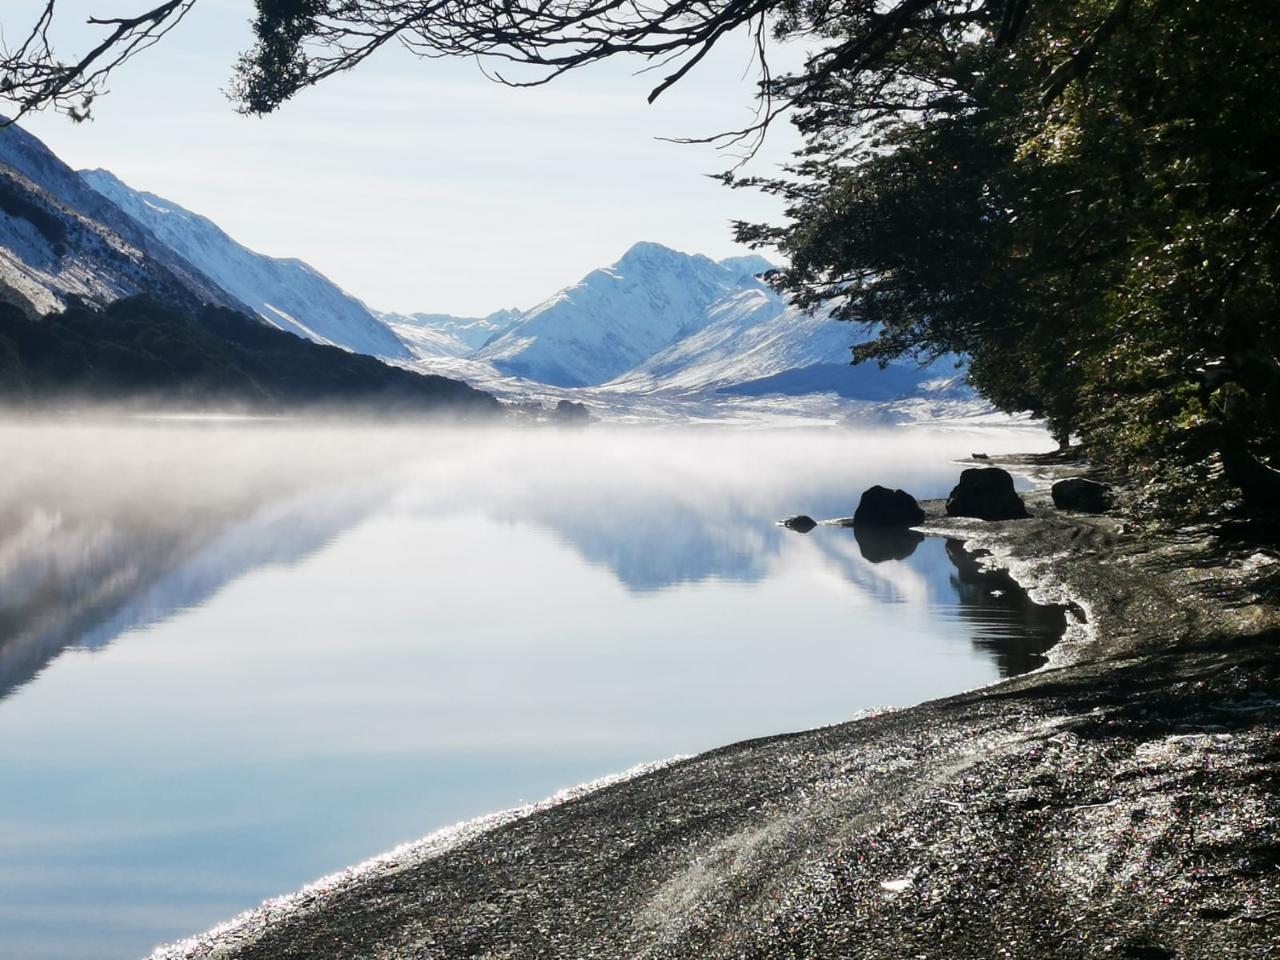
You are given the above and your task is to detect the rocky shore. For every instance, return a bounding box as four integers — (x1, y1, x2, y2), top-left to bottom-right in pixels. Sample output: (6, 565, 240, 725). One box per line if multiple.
(153, 454, 1280, 960)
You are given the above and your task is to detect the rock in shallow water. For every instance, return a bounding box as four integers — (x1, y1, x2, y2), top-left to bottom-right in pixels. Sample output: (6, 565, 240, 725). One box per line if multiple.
(945, 467, 1029, 521)
(853, 485, 925, 527)
(783, 514, 817, 533)
(1052, 477, 1112, 513)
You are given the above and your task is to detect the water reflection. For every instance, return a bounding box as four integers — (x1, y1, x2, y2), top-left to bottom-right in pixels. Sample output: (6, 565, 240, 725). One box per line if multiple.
(851, 525, 926, 563)
(0, 421, 398, 701)
(944, 538, 1065, 676)
(0, 418, 1062, 960)
(0, 421, 1063, 704)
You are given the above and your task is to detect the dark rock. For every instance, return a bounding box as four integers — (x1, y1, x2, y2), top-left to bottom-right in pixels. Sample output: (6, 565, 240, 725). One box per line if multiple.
(945, 467, 1029, 521)
(854, 526, 923, 563)
(1116, 942, 1175, 960)
(971, 452, 990, 460)
(782, 515, 817, 533)
(852, 485, 925, 527)
(1051, 477, 1112, 513)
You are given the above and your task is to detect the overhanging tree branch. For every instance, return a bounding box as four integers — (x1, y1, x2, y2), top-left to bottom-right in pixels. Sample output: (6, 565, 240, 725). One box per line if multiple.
(1, 0, 195, 123)
(2, 0, 1031, 141)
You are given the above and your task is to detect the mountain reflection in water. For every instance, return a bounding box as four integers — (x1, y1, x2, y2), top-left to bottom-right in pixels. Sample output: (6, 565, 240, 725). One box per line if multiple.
(0, 417, 1062, 960)
(0, 419, 1058, 702)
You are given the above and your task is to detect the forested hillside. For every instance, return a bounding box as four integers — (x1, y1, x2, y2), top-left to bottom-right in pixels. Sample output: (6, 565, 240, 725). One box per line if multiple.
(0, 297, 498, 413)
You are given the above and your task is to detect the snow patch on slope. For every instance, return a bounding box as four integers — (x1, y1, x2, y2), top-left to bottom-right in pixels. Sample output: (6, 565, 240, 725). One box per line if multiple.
(475, 242, 772, 387)
(80, 168, 411, 359)
(0, 123, 240, 316)
(379, 308, 522, 358)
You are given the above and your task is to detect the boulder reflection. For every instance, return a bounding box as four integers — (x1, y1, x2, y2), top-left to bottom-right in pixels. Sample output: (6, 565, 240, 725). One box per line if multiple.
(943, 538, 1065, 676)
(852, 525, 925, 563)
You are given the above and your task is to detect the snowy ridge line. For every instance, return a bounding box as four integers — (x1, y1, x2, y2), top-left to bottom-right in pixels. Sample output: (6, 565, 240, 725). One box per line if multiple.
(146, 756, 686, 960)
(79, 168, 413, 360)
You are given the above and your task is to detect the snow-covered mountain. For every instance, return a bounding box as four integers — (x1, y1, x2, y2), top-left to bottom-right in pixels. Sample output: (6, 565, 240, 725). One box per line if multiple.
(605, 294, 964, 399)
(398, 241, 969, 404)
(377, 308, 521, 359)
(0, 123, 241, 317)
(474, 242, 776, 387)
(0, 116, 968, 415)
(81, 169, 411, 359)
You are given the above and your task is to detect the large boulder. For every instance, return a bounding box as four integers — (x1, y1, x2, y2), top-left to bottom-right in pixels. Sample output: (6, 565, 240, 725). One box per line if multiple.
(945, 468, 1029, 521)
(1051, 477, 1112, 513)
(853, 485, 925, 527)
(782, 514, 817, 533)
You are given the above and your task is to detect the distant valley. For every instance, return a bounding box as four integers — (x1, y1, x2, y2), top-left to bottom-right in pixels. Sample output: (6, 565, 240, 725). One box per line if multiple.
(0, 123, 493, 413)
(0, 121, 974, 420)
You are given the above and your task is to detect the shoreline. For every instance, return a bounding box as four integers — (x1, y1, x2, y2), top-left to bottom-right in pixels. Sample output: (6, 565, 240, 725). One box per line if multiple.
(149, 454, 1280, 960)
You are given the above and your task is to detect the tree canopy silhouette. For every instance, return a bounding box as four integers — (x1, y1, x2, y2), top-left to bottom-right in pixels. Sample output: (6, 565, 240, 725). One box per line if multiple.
(3, 1, 1029, 138)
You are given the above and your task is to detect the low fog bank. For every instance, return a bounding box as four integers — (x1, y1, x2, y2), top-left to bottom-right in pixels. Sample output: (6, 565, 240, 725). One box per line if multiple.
(0, 412, 1053, 698)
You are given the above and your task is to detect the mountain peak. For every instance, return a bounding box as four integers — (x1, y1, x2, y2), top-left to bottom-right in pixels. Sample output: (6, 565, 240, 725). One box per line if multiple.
(719, 254, 777, 281)
(475, 241, 777, 387)
(619, 240, 681, 260)
(78, 167, 123, 187)
(614, 241, 714, 270)
(0, 124, 242, 315)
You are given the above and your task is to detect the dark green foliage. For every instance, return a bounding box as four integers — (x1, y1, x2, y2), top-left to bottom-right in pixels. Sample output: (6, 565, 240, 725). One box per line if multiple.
(0, 296, 499, 414)
(734, 0, 1280, 520)
(0, 175, 68, 246)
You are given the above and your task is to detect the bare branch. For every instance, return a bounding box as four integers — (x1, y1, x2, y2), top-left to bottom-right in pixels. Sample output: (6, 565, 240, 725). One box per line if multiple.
(1, 0, 1022, 157)
(1, 0, 196, 123)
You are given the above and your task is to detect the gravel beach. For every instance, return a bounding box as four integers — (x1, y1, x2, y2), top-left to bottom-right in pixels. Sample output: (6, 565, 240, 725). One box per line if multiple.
(153, 455, 1280, 960)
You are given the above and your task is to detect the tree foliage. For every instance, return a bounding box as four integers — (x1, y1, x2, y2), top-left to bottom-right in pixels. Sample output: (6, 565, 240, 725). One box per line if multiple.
(732, 0, 1280, 517)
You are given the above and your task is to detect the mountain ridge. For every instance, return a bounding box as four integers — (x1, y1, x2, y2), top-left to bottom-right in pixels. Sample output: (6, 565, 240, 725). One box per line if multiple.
(80, 168, 412, 359)
(473, 242, 781, 388)
(0, 123, 494, 413)
(0, 120, 973, 413)
(0, 122, 245, 318)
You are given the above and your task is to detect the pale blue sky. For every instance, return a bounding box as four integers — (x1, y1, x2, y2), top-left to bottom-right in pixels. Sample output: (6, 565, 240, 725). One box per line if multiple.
(10, 0, 801, 315)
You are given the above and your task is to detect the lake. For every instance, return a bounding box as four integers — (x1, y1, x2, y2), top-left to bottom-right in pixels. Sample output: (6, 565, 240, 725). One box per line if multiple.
(0, 417, 1058, 959)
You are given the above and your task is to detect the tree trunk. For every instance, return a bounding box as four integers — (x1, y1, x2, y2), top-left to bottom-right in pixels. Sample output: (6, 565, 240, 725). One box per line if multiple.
(1219, 436, 1280, 519)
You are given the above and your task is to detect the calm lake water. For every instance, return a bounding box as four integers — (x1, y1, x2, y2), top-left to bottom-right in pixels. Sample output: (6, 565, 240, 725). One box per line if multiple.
(0, 418, 1057, 960)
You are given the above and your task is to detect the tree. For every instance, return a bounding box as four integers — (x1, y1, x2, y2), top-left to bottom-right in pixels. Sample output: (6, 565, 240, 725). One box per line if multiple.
(731, 0, 1280, 516)
(3, 2, 1028, 133)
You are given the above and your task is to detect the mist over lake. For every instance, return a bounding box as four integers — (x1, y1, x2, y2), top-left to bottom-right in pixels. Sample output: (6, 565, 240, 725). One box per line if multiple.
(0, 416, 1058, 960)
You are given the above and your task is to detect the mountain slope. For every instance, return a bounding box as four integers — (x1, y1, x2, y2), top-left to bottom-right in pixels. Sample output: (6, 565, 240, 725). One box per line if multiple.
(0, 123, 241, 317)
(605, 296, 966, 399)
(379, 308, 522, 359)
(475, 242, 771, 387)
(384, 309, 521, 352)
(392, 240, 972, 405)
(0, 124, 494, 414)
(80, 169, 411, 359)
